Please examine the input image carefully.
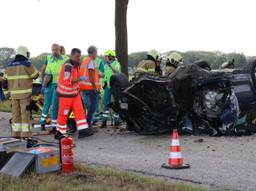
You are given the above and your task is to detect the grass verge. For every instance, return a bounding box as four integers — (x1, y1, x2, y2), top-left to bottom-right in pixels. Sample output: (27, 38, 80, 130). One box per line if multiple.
(0, 100, 11, 112)
(0, 164, 204, 191)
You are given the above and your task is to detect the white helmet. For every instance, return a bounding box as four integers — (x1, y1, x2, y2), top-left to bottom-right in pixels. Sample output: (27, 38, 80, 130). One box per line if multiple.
(16, 46, 30, 58)
(147, 49, 161, 61)
(168, 52, 183, 64)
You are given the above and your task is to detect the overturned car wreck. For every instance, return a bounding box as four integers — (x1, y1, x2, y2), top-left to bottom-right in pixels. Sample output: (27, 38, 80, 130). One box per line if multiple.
(110, 60, 256, 136)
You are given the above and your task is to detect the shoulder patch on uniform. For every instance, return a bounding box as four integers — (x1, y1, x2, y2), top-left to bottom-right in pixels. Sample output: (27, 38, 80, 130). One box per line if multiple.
(65, 63, 72, 72)
(7, 60, 31, 67)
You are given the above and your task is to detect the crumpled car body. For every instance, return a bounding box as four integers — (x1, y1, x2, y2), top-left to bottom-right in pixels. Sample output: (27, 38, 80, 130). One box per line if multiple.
(110, 60, 256, 136)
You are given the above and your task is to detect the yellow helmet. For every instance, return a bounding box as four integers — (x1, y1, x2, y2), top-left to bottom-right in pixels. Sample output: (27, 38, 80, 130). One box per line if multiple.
(147, 49, 161, 61)
(104, 50, 116, 57)
(168, 52, 183, 64)
(16, 46, 30, 58)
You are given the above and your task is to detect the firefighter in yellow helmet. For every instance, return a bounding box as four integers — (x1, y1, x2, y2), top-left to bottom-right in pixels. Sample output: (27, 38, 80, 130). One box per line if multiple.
(164, 52, 183, 76)
(135, 49, 162, 78)
(6, 46, 39, 138)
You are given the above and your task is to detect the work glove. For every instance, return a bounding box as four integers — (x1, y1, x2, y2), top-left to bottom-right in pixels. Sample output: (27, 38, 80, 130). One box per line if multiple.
(80, 76, 87, 81)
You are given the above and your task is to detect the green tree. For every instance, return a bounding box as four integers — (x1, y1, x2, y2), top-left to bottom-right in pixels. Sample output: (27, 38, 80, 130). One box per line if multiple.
(128, 51, 147, 67)
(0, 47, 15, 67)
(30, 53, 48, 70)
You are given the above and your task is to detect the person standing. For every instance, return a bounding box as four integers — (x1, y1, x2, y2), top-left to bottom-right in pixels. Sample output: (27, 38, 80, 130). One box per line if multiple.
(93, 56, 105, 124)
(56, 48, 93, 139)
(80, 46, 101, 128)
(60, 45, 69, 60)
(40, 44, 66, 132)
(6, 46, 39, 138)
(101, 50, 121, 128)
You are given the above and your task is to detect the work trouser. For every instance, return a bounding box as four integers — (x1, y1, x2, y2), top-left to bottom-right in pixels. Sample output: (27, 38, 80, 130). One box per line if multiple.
(102, 87, 120, 125)
(40, 83, 59, 129)
(94, 92, 101, 114)
(11, 97, 31, 138)
(93, 90, 104, 122)
(0, 85, 5, 101)
(83, 90, 102, 124)
(81, 90, 99, 126)
(57, 94, 88, 134)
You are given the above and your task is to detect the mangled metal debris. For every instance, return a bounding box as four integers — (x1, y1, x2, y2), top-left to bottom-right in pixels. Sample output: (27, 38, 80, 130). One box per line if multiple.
(110, 60, 256, 136)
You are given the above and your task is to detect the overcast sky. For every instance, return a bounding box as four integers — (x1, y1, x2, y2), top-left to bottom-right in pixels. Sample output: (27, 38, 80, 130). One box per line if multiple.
(0, 0, 256, 56)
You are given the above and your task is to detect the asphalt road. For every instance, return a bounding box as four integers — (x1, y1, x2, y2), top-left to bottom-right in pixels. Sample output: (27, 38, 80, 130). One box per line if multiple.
(1, 112, 256, 191)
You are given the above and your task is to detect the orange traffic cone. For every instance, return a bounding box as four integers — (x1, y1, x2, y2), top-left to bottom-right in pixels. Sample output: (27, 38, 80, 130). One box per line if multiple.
(162, 129, 190, 169)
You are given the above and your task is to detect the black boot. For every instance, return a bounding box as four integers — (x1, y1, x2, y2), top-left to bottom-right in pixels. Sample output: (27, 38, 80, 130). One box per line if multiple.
(78, 128, 94, 138)
(25, 138, 38, 148)
(100, 121, 107, 128)
(67, 126, 77, 135)
(54, 131, 64, 140)
(41, 124, 46, 131)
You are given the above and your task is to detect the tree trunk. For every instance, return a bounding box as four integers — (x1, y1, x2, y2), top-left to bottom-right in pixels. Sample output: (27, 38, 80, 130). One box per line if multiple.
(115, 0, 129, 76)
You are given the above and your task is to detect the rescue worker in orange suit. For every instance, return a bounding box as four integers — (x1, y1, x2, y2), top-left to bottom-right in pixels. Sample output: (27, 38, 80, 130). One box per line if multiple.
(80, 46, 101, 128)
(56, 48, 94, 139)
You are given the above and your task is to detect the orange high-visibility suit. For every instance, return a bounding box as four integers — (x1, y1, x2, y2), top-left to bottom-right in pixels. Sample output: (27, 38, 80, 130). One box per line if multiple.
(56, 60, 92, 138)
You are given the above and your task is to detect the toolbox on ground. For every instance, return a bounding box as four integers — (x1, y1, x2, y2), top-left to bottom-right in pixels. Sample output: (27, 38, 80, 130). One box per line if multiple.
(0, 138, 27, 169)
(18, 146, 61, 174)
(1, 152, 35, 177)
